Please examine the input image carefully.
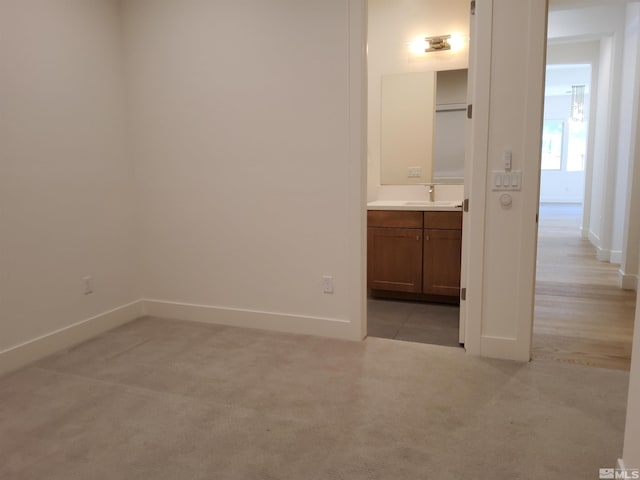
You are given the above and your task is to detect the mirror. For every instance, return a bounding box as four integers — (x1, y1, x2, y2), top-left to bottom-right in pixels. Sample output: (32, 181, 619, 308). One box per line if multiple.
(380, 69, 468, 185)
(380, 72, 436, 185)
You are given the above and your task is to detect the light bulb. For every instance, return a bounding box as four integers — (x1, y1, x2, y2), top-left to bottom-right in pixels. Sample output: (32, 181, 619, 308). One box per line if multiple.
(449, 34, 466, 51)
(409, 37, 429, 54)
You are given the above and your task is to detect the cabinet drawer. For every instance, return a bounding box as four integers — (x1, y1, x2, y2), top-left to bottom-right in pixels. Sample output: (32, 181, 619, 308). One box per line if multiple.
(368, 210, 423, 228)
(423, 211, 462, 230)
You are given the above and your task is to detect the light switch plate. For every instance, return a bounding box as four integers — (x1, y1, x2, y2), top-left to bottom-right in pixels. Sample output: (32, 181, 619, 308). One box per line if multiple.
(492, 170, 522, 191)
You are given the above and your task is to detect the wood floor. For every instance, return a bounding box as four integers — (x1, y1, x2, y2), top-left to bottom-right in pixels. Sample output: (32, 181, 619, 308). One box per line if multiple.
(533, 204, 636, 370)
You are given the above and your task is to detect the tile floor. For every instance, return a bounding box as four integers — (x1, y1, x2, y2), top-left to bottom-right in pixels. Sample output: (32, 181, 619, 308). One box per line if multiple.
(367, 297, 462, 348)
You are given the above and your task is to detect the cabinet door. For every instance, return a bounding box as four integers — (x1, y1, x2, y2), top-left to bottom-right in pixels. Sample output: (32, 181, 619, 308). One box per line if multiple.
(367, 227, 423, 293)
(423, 229, 462, 296)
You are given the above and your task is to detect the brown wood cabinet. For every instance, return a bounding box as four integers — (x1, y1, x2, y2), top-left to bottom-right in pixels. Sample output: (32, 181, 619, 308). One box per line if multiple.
(367, 210, 462, 301)
(367, 227, 423, 293)
(423, 228, 462, 296)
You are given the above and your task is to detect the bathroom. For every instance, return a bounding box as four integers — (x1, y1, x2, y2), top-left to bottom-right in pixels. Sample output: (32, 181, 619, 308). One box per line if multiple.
(366, 0, 471, 347)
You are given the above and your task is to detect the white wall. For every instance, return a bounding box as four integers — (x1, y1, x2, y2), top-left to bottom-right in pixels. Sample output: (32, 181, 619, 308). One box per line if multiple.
(618, 3, 640, 289)
(367, 0, 469, 201)
(589, 36, 618, 260)
(612, 3, 640, 269)
(548, 3, 626, 39)
(621, 76, 640, 288)
(123, 0, 366, 340)
(0, 0, 141, 372)
(622, 244, 640, 467)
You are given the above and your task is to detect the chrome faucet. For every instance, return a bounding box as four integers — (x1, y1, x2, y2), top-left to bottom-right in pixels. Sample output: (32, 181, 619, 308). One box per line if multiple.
(426, 184, 435, 202)
(419, 183, 437, 202)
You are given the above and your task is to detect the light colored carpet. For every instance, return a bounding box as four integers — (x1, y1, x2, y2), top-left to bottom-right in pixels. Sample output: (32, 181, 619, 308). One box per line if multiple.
(0, 316, 629, 479)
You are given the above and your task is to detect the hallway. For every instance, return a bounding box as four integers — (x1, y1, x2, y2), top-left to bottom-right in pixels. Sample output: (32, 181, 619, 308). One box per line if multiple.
(533, 204, 636, 370)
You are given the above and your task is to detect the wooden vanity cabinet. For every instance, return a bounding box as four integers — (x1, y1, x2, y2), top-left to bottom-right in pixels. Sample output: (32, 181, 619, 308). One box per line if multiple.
(367, 210, 462, 301)
(367, 211, 423, 293)
(422, 212, 462, 296)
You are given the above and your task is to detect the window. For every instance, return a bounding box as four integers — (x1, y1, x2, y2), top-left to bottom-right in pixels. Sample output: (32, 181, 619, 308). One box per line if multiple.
(540, 119, 587, 173)
(541, 120, 563, 170)
(566, 120, 586, 172)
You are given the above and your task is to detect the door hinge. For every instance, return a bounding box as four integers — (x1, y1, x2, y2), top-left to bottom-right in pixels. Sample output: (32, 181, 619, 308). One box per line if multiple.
(461, 288, 467, 301)
(536, 213, 539, 224)
(463, 198, 470, 212)
(470, 0, 476, 15)
(467, 104, 473, 119)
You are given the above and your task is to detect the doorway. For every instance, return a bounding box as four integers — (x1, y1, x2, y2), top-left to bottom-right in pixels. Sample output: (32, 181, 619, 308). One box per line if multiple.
(364, 0, 470, 348)
(532, 6, 639, 370)
(540, 64, 591, 210)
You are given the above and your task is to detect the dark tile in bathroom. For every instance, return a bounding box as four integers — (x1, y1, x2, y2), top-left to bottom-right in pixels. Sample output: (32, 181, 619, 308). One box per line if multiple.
(366, 321, 402, 340)
(367, 296, 461, 347)
(367, 298, 417, 317)
(367, 312, 406, 330)
(409, 301, 459, 314)
(403, 306, 459, 329)
(367, 300, 412, 328)
(394, 325, 461, 348)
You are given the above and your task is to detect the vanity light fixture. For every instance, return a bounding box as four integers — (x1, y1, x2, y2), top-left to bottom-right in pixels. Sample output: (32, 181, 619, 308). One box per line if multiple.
(424, 35, 451, 52)
(409, 34, 465, 56)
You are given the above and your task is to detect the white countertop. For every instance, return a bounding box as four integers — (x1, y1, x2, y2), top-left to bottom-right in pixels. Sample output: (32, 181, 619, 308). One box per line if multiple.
(367, 200, 463, 212)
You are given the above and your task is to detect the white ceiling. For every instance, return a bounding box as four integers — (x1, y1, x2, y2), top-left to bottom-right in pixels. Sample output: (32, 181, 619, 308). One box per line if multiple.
(549, 0, 632, 12)
(545, 64, 591, 96)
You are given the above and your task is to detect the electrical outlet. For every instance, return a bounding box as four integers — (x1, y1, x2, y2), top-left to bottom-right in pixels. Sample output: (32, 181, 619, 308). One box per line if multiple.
(407, 166, 422, 178)
(83, 276, 94, 295)
(322, 275, 334, 294)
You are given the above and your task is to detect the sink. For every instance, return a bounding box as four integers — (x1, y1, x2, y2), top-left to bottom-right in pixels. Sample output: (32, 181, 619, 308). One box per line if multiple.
(404, 201, 462, 207)
(366, 200, 463, 211)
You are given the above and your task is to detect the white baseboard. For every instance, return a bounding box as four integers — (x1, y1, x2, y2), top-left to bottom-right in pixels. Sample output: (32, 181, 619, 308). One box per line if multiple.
(619, 269, 639, 291)
(0, 300, 144, 378)
(588, 231, 604, 254)
(618, 458, 626, 470)
(610, 250, 623, 265)
(539, 197, 583, 203)
(480, 335, 530, 362)
(596, 246, 611, 262)
(143, 299, 360, 341)
(587, 232, 618, 263)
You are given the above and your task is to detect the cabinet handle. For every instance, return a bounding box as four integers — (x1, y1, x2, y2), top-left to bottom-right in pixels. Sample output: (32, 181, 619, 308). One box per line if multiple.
(426, 235, 430, 241)
(416, 235, 420, 241)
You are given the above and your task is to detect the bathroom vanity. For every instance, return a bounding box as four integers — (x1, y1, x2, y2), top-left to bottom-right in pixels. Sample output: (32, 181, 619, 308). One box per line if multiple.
(367, 201, 463, 304)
